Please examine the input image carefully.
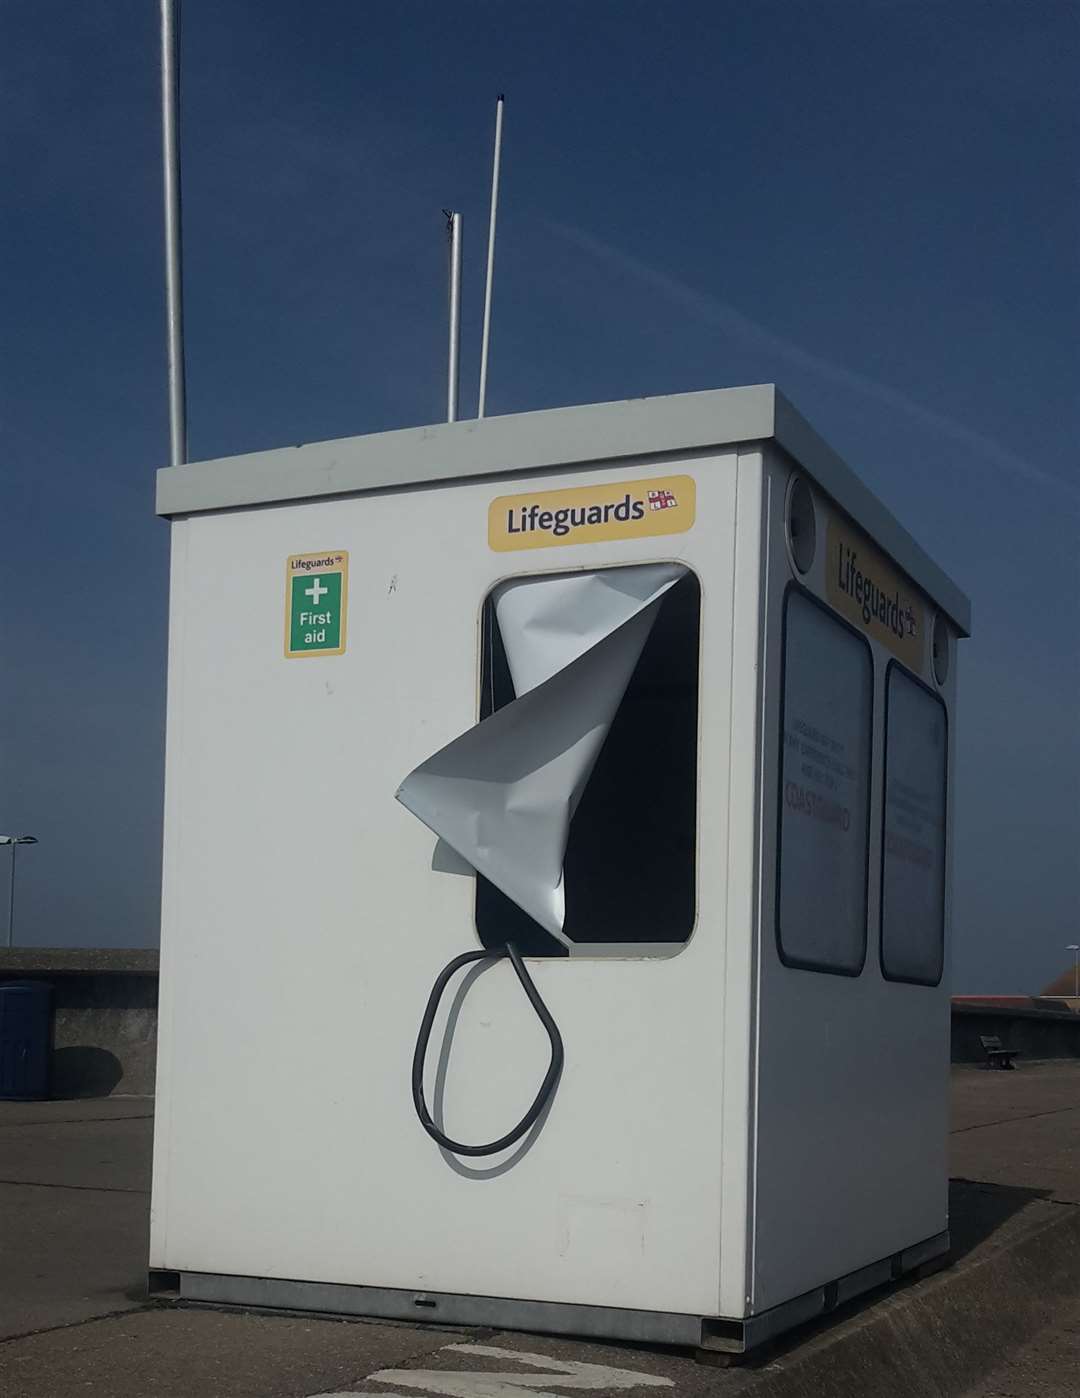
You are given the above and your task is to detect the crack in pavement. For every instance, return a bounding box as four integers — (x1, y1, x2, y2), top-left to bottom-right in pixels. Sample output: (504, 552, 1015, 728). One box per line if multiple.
(0, 1178, 149, 1195)
(0, 1116, 153, 1129)
(952, 1103, 1080, 1135)
(0, 1303, 165, 1348)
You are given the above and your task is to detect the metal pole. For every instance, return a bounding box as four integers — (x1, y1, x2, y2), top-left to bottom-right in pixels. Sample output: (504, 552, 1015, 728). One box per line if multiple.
(1075, 947, 1078, 1000)
(445, 210, 462, 423)
(477, 95, 505, 420)
(161, 0, 188, 466)
(7, 845, 15, 950)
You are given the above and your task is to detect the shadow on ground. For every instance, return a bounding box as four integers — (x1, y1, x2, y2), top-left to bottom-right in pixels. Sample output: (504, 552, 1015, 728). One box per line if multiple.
(693, 1177, 1057, 1376)
(51, 1046, 124, 1098)
(948, 1177, 1052, 1262)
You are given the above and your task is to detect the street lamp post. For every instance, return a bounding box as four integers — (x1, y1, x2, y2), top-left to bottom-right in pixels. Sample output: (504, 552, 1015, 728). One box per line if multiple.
(1067, 945, 1079, 1001)
(0, 836, 38, 949)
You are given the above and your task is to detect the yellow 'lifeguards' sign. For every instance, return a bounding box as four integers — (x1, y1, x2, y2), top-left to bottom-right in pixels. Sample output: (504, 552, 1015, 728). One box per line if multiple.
(488, 475, 696, 552)
(825, 519, 924, 670)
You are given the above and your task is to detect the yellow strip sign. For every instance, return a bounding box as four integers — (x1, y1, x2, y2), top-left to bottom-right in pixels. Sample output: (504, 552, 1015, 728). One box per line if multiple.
(825, 520, 924, 670)
(488, 475, 696, 552)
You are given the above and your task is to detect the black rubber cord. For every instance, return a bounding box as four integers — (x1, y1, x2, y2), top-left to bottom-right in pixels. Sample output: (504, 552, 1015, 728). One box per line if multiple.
(412, 943, 564, 1157)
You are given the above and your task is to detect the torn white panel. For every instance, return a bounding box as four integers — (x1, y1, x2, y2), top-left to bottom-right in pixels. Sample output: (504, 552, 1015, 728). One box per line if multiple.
(397, 604, 658, 938)
(493, 562, 687, 695)
(395, 564, 687, 940)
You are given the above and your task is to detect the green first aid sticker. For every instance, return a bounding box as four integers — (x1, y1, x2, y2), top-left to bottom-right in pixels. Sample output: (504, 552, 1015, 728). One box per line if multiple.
(285, 552, 348, 658)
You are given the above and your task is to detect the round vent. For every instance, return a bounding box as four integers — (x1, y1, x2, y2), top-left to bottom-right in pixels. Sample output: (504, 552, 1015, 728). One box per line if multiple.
(786, 477, 816, 575)
(932, 612, 950, 686)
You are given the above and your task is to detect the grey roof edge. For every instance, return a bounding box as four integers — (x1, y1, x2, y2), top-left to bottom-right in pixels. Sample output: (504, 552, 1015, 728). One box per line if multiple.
(155, 384, 777, 518)
(155, 382, 970, 634)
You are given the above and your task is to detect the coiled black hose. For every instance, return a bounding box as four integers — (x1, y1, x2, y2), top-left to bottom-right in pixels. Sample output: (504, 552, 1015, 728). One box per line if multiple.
(412, 943, 564, 1157)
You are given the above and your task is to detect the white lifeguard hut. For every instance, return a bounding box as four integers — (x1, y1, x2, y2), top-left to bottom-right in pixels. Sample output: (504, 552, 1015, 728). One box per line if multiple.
(149, 385, 969, 1355)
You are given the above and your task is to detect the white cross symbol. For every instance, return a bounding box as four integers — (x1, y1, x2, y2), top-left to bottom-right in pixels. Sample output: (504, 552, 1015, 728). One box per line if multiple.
(305, 577, 328, 606)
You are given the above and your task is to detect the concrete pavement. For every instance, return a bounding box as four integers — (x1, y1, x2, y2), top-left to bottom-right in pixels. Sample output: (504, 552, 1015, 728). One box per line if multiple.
(1, 1065, 1079, 1396)
(0, 1097, 152, 1340)
(951, 1058, 1080, 1203)
(959, 1297, 1080, 1397)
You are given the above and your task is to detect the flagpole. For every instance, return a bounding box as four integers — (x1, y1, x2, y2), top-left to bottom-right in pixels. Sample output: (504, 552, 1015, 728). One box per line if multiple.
(477, 95, 504, 419)
(160, 0, 188, 465)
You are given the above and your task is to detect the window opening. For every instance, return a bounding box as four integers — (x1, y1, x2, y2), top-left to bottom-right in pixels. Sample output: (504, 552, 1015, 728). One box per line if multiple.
(476, 568, 701, 954)
(880, 665, 948, 985)
(776, 588, 872, 975)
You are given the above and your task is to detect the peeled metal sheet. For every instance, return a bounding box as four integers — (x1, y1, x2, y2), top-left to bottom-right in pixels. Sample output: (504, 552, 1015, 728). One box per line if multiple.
(395, 563, 687, 941)
(493, 564, 687, 695)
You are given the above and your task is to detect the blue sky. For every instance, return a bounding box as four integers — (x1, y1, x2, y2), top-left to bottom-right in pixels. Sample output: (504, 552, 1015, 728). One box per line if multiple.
(0, 0, 1076, 991)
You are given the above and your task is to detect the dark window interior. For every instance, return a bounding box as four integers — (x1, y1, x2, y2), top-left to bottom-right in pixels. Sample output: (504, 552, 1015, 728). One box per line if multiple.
(879, 664, 948, 986)
(476, 569, 700, 955)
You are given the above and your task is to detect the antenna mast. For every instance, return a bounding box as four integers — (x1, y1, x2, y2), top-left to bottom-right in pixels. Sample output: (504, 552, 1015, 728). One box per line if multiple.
(477, 95, 504, 420)
(160, 0, 188, 465)
(445, 210, 462, 422)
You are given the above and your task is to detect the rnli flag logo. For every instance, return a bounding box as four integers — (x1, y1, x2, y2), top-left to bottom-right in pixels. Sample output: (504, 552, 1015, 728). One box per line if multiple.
(647, 489, 678, 511)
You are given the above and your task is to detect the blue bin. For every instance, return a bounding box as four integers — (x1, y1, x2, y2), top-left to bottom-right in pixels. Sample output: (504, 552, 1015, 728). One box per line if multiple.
(0, 981, 53, 1100)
